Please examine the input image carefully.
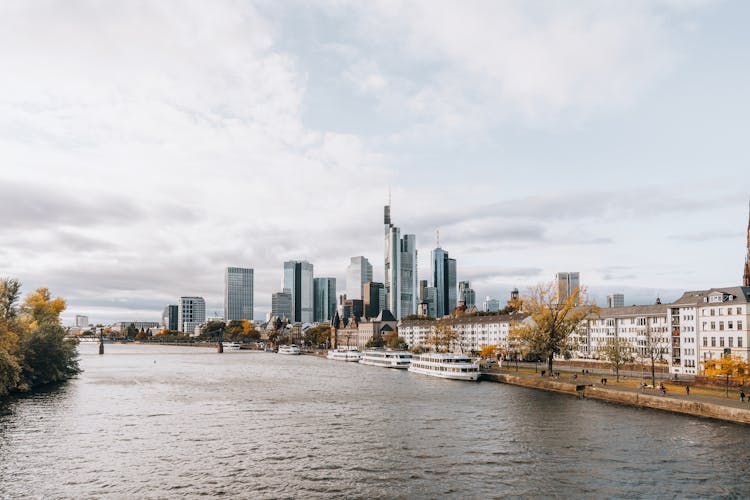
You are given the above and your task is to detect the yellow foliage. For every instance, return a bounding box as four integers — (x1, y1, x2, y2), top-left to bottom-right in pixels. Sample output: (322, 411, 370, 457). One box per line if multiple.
(480, 345, 501, 358)
(21, 288, 66, 330)
(703, 355, 749, 380)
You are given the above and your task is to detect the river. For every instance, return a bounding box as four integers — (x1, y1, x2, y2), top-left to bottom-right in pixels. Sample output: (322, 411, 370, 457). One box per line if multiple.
(1, 343, 749, 498)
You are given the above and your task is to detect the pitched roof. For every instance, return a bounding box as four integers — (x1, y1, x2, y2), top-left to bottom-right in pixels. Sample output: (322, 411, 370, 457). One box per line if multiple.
(376, 309, 396, 322)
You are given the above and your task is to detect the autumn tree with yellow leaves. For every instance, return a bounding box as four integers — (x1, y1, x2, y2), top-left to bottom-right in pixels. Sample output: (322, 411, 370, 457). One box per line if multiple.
(510, 282, 599, 374)
(0, 278, 80, 397)
(703, 355, 750, 397)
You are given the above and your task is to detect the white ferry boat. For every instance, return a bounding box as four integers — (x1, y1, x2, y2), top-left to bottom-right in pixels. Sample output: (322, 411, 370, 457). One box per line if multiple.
(278, 344, 301, 355)
(327, 348, 362, 362)
(359, 350, 412, 369)
(222, 342, 241, 350)
(408, 353, 480, 381)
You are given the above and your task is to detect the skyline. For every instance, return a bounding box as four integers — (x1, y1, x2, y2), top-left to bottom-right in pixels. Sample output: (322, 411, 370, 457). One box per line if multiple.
(2, 1, 750, 323)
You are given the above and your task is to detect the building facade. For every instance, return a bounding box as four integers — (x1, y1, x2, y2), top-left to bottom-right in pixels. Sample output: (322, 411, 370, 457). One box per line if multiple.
(483, 296, 500, 312)
(313, 277, 337, 323)
(607, 294, 625, 308)
(431, 247, 457, 318)
(224, 267, 254, 321)
(399, 314, 519, 353)
(555, 272, 581, 304)
(162, 305, 178, 331)
(346, 256, 373, 300)
(458, 281, 476, 309)
(75, 315, 89, 327)
(178, 296, 206, 334)
(283, 260, 314, 323)
(384, 204, 417, 319)
(271, 291, 293, 321)
(363, 281, 385, 319)
(419, 280, 438, 318)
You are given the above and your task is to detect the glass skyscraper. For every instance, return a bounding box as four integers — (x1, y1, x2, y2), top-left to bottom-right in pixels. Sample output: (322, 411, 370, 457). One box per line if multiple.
(284, 260, 314, 323)
(346, 256, 373, 300)
(384, 204, 417, 319)
(431, 247, 457, 318)
(224, 267, 254, 321)
(313, 277, 337, 323)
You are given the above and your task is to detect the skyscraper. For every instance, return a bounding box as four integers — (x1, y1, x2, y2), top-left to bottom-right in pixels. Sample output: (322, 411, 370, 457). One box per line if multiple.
(607, 293, 625, 308)
(744, 200, 750, 287)
(313, 277, 337, 323)
(431, 246, 457, 318)
(384, 203, 417, 319)
(178, 296, 206, 334)
(555, 272, 581, 305)
(458, 281, 476, 309)
(224, 267, 254, 321)
(162, 305, 178, 331)
(283, 260, 314, 323)
(346, 256, 373, 300)
(271, 291, 292, 320)
(419, 279, 438, 318)
(483, 296, 500, 312)
(75, 315, 89, 327)
(363, 281, 385, 319)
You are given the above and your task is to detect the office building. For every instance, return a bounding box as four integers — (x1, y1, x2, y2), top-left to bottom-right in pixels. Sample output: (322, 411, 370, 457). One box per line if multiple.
(607, 294, 625, 308)
(384, 203, 418, 319)
(224, 267, 254, 321)
(363, 281, 385, 319)
(283, 260, 314, 323)
(346, 256, 373, 300)
(431, 246, 457, 317)
(555, 272, 581, 305)
(177, 296, 206, 334)
(418, 279, 438, 318)
(75, 315, 89, 327)
(458, 281, 476, 309)
(271, 291, 293, 320)
(313, 277, 337, 323)
(341, 298, 364, 321)
(162, 305, 178, 331)
(484, 296, 501, 312)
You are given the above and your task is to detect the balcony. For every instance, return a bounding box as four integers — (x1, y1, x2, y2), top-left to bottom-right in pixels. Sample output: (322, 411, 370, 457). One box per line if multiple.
(671, 329, 680, 337)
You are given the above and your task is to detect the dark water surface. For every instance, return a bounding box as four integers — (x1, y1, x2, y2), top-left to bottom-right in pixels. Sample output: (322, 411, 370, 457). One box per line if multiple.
(1, 344, 749, 499)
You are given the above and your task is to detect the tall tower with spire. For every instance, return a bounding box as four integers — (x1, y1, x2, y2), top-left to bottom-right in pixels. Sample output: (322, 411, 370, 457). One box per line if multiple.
(744, 199, 750, 287)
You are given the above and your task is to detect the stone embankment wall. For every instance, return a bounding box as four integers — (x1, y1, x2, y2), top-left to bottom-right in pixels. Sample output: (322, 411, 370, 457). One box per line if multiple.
(481, 373, 750, 425)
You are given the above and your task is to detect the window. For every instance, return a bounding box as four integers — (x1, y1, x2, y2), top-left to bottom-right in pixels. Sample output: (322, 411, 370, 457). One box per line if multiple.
(711, 337, 716, 347)
(711, 322, 716, 330)
(720, 337, 725, 347)
(740, 321, 744, 331)
(729, 321, 734, 329)
(711, 309, 716, 316)
(740, 337, 743, 348)
(720, 322, 725, 331)
(738, 308, 743, 315)
(729, 337, 734, 347)
(703, 337, 708, 347)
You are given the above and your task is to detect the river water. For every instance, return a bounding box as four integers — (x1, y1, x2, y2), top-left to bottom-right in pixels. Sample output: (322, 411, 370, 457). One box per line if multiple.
(1, 343, 749, 498)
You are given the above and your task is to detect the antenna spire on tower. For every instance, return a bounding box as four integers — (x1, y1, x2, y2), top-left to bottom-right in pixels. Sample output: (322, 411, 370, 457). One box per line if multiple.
(436, 229, 440, 247)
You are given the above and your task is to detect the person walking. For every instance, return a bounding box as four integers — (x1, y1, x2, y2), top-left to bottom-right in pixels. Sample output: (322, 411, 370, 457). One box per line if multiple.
(741, 391, 746, 403)
(685, 385, 690, 396)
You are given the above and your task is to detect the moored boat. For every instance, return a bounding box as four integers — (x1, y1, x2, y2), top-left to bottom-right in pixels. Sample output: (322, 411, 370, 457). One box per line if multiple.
(327, 348, 362, 362)
(359, 349, 412, 369)
(278, 344, 301, 355)
(408, 353, 479, 381)
(222, 342, 241, 350)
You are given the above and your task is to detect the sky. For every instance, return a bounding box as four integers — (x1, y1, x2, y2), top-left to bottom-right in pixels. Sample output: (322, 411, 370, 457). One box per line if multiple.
(1, 0, 749, 324)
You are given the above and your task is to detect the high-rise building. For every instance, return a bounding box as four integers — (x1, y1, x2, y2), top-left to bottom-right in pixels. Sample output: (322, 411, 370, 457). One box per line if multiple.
(178, 296, 206, 334)
(384, 204, 417, 319)
(75, 315, 89, 327)
(224, 267, 254, 321)
(363, 281, 385, 319)
(419, 279, 438, 318)
(346, 256, 373, 300)
(271, 291, 293, 320)
(484, 296, 500, 312)
(162, 305, 178, 331)
(341, 298, 364, 321)
(607, 293, 625, 308)
(283, 260, 314, 323)
(458, 281, 476, 309)
(431, 246, 457, 317)
(744, 200, 750, 287)
(555, 272, 581, 305)
(313, 277, 337, 323)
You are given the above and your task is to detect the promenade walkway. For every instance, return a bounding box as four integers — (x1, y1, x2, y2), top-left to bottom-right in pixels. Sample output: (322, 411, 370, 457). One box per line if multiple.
(488, 365, 750, 411)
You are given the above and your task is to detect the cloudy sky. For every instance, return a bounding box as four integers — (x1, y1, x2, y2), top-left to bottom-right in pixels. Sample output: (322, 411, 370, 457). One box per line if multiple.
(2, 0, 749, 324)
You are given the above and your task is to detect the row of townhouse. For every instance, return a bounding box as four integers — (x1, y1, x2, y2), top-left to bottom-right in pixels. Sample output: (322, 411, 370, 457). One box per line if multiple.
(397, 286, 750, 377)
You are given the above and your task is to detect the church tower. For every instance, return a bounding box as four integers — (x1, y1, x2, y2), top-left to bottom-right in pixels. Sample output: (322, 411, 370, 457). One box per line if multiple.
(744, 200, 750, 287)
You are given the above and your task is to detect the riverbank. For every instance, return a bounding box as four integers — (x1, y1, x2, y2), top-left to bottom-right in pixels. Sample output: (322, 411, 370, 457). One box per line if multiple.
(481, 372, 750, 425)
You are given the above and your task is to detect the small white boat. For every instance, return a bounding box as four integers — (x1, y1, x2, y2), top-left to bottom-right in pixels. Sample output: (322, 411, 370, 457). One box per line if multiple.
(222, 342, 241, 350)
(278, 344, 301, 355)
(408, 353, 479, 381)
(359, 349, 412, 369)
(327, 348, 362, 362)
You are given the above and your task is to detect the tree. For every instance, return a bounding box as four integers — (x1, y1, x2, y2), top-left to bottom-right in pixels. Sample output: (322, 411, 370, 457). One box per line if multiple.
(642, 320, 667, 389)
(384, 331, 408, 350)
(510, 282, 598, 374)
(366, 336, 385, 349)
(599, 338, 632, 382)
(201, 320, 225, 338)
(428, 321, 459, 352)
(126, 323, 138, 339)
(304, 324, 331, 347)
(480, 345, 501, 359)
(0, 278, 22, 321)
(703, 355, 750, 397)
